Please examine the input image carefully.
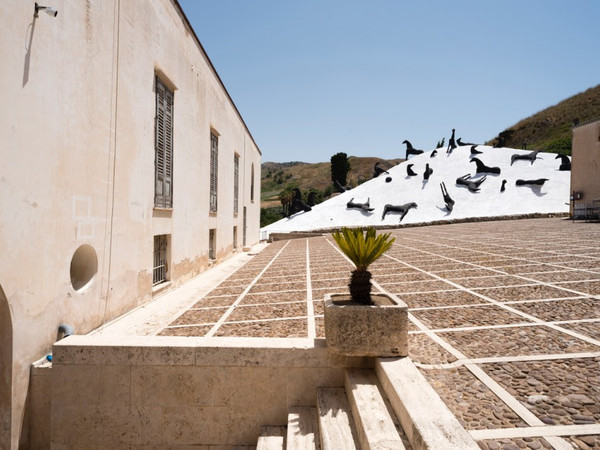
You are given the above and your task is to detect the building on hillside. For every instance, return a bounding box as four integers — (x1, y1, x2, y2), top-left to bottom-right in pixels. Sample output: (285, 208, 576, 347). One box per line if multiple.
(571, 119, 600, 219)
(0, 0, 261, 447)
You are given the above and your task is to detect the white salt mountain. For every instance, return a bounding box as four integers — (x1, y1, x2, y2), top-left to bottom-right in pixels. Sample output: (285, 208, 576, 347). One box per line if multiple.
(261, 146, 570, 238)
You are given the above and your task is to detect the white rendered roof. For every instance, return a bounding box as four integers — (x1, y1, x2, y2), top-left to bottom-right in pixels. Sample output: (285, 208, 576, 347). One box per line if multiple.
(261, 146, 570, 238)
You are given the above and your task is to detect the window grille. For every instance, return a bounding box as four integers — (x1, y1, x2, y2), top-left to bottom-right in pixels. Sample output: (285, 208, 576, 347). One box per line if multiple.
(210, 133, 218, 212)
(153, 235, 168, 285)
(209, 229, 216, 260)
(154, 77, 174, 208)
(233, 226, 237, 249)
(233, 155, 239, 214)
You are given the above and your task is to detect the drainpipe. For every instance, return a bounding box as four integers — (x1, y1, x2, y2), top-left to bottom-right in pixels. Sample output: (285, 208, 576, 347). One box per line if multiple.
(57, 324, 74, 339)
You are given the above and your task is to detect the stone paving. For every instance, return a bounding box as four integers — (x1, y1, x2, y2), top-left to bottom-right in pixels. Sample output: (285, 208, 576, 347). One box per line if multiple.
(159, 218, 600, 449)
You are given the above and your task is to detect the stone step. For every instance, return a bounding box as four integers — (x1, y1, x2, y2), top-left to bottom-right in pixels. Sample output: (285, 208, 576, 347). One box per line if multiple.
(345, 368, 405, 450)
(257, 426, 286, 450)
(287, 406, 320, 449)
(375, 357, 479, 450)
(317, 387, 359, 450)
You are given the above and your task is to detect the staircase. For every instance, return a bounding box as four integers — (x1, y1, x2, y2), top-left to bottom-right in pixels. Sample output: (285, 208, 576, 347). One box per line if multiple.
(257, 358, 479, 450)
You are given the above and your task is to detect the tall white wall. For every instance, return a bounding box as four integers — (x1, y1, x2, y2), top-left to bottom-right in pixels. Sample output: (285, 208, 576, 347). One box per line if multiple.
(572, 119, 600, 209)
(0, 0, 261, 447)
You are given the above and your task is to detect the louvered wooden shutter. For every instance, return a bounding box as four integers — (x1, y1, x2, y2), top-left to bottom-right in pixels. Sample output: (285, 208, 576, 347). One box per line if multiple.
(210, 133, 218, 212)
(233, 155, 239, 214)
(155, 78, 174, 208)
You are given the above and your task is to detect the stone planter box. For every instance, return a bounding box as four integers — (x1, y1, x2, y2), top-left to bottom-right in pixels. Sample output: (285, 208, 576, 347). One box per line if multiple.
(323, 293, 408, 357)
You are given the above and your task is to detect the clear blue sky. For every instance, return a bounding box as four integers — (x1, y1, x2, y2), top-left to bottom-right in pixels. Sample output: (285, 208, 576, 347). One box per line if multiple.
(179, 0, 599, 163)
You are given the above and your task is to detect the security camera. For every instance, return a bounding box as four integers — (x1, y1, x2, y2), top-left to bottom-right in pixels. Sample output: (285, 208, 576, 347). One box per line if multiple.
(34, 3, 58, 18)
(43, 7, 58, 17)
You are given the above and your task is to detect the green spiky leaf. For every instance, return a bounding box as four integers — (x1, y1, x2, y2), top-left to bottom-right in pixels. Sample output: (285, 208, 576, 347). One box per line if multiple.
(332, 227, 395, 271)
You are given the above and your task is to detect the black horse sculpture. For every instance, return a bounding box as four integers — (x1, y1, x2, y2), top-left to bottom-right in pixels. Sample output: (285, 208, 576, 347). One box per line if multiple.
(457, 138, 476, 146)
(288, 188, 312, 217)
(511, 150, 539, 166)
(423, 163, 433, 181)
(373, 161, 389, 178)
(456, 174, 486, 192)
(440, 182, 455, 212)
(471, 157, 501, 175)
(403, 140, 424, 158)
(334, 179, 349, 193)
(346, 197, 374, 212)
(556, 154, 571, 171)
(381, 202, 418, 221)
(516, 178, 548, 186)
(470, 145, 483, 155)
(446, 129, 457, 154)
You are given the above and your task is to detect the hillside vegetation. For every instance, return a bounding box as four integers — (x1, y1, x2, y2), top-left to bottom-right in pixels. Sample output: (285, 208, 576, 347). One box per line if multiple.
(261, 156, 403, 208)
(488, 84, 600, 153)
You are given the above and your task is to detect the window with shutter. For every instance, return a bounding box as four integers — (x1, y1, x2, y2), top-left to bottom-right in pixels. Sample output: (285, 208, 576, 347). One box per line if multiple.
(233, 154, 239, 214)
(155, 77, 174, 208)
(210, 132, 218, 212)
(250, 163, 255, 202)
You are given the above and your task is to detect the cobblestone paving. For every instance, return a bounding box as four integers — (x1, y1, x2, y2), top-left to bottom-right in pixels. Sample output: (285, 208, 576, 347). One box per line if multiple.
(159, 218, 600, 448)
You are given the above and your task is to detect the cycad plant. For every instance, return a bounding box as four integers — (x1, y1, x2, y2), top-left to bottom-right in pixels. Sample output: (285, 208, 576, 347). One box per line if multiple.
(332, 227, 395, 305)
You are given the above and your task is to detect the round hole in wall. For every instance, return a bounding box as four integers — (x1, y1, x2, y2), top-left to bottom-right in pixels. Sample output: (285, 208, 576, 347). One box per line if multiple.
(70, 244, 98, 292)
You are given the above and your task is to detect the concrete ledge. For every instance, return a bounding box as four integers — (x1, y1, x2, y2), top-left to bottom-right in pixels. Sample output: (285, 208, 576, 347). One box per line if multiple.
(375, 357, 479, 450)
(53, 335, 373, 368)
(269, 232, 325, 242)
(48, 336, 373, 446)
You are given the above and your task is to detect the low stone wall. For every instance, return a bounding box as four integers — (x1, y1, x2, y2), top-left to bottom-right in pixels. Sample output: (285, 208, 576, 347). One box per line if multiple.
(30, 358, 52, 449)
(48, 336, 372, 447)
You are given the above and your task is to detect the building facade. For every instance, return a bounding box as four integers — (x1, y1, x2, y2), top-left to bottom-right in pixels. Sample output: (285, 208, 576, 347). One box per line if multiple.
(571, 119, 600, 218)
(0, 0, 261, 447)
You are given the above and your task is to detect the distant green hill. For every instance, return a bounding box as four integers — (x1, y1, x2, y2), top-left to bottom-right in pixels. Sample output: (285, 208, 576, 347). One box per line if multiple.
(261, 156, 403, 209)
(487, 84, 600, 154)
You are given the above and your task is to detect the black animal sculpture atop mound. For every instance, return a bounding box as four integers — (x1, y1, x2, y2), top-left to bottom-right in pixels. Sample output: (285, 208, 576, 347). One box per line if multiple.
(334, 179, 349, 193)
(373, 161, 389, 178)
(381, 202, 417, 222)
(501, 179, 507, 192)
(470, 145, 483, 155)
(423, 163, 433, 181)
(430, 149, 438, 158)
(457, 138, 476, 146)
(403, 140, 424, 158)
(346, 197, 374, 212)
(555, 154, 571, 171)
(288, 188, 312, 217)
(511, 150, 540, 166)
(446, 129, 457, 154)
(471, 157, 501, 175)
(516, 178, 548, 186)
(307, 191, 317, 207)
(440, 182, 455, 212)
(406, 164, 417, 176)
(456, 174, 486, 192)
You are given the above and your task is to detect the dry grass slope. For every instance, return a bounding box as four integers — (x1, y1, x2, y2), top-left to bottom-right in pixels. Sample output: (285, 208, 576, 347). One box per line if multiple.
(261, 156, 404, 208)
(488, 84, 600, 153)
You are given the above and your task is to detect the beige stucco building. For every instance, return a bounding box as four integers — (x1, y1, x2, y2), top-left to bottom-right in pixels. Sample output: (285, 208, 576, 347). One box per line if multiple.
(571, 119, 600, 218)
(0, 0, 261, 447)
